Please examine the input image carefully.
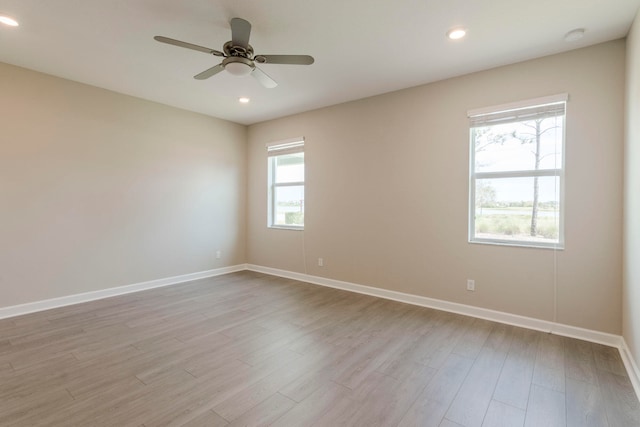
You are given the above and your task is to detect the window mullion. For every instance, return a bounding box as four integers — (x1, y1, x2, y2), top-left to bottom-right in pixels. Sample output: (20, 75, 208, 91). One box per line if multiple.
(273, 181, 305, 188)
(475, 169, 561, 180)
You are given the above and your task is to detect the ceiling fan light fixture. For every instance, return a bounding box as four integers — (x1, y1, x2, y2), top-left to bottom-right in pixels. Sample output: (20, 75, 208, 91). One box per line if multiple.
(223, 57, 255, 77)
(447, 27, 467, 40)
(0, 14, 19, 26)
(225, 62, 253, 76)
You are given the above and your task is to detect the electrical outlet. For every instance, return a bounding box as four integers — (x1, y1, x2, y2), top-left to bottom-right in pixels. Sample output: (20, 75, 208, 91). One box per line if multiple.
(216, 250, 221, 259)
(318, 258, 324, 267)
(467, 279, 475, 291)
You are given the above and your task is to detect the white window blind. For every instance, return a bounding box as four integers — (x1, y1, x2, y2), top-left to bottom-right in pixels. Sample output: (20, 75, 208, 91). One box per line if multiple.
(468, 93, 568, 127)
(266, 137, 304, 157)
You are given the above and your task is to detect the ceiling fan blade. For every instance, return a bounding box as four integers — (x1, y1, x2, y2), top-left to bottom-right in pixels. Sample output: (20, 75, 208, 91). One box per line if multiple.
(154, 36, 224, 56)
(254, 55, 314, 65)
(230, 18, 251, 48)
(251, 67, 278, 88)
(194, 64, 225, 80)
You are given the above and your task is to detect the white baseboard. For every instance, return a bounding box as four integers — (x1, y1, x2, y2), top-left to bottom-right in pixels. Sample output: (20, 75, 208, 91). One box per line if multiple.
(620, 338, 640, 401)
(246, 264, 622, 348)
(0, 264, 247, 320)
(248, 264, 640, 402)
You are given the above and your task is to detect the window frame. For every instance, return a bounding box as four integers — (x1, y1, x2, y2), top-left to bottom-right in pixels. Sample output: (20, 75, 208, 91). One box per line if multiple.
(267, 137, 305, 230)
(468, 94, 568, 249)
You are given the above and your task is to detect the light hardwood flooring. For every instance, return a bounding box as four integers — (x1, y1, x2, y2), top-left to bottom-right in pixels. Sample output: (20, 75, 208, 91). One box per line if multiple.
(1, 271, 639, 426)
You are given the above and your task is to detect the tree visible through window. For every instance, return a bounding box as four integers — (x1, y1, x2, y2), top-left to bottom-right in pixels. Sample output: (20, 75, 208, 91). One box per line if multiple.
(267, 138, 304, 229)
(468, 95, 566, 248)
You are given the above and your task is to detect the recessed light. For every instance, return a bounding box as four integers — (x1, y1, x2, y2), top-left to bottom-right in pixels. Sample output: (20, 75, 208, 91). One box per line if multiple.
(0, 15, 19, 27)
(564, 28, 585, 42)
(447, 28, 467, 40)
(238, 97, 250, 104)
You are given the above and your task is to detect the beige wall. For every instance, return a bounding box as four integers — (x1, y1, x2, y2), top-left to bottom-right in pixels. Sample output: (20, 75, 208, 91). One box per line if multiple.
(624, 12, 640, 368)
(248, 41, 626, 334)
(0, 62, 247, 307)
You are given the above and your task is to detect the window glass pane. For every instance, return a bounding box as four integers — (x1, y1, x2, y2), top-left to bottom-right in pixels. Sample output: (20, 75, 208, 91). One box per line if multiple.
(474, 176, 560, 244)
(474, 116, 563, 173)
(275, 153, 304, 183)
(274, 185, 304, 226)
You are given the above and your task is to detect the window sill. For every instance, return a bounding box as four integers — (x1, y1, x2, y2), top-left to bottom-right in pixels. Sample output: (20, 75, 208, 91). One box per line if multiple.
(268, 225, 304, 231)
(469, 238, 564, 250)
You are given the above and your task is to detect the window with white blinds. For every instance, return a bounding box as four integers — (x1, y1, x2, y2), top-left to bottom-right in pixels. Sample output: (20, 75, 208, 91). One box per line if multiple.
(267, 138, 305, 229)
(468, 94, 567, 248)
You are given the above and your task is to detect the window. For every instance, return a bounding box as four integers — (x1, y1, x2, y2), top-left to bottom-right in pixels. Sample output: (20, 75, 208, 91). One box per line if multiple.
(267, 138, 305, 229)
(468, 94, 567, 248)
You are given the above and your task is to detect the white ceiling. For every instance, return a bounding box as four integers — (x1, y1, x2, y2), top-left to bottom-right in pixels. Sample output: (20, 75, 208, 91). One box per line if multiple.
(1, 0, 638, 125)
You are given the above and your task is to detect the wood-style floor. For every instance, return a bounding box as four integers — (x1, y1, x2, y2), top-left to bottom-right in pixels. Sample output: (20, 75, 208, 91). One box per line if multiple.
(1, 271, 639, 427)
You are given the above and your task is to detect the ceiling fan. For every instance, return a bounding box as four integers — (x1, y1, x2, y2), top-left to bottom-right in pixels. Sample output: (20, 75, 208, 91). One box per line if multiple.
(154, 17, 314, 88)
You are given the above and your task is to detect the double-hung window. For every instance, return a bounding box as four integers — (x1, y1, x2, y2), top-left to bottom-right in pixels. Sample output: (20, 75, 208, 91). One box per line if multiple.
(468, 94, 567, 248)
(267, 138, 305, 229)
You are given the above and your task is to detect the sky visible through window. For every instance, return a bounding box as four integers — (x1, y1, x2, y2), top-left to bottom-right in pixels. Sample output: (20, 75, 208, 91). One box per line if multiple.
(275, 153, 304, 183)
(474, 120, 562, 202)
